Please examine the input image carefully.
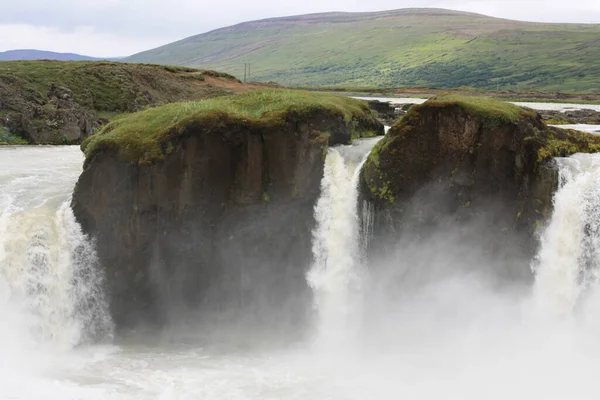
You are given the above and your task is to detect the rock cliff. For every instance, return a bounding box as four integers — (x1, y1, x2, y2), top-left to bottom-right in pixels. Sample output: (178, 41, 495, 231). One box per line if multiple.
(360, 95, 600, 279)
(72, 90, 382, 329)
(7, 84, 100, 144)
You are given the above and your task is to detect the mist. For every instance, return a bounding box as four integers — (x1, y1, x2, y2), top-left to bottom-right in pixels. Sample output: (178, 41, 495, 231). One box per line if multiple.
(2, 139, 600, 399)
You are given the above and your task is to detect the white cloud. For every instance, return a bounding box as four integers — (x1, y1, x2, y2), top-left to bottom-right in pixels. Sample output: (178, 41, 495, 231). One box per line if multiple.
(0, 0, 599, 57)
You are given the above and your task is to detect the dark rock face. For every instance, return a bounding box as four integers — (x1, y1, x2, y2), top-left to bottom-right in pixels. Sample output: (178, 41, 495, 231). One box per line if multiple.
(367, 100, 404, 125)
(72, 121, 329, 330)
(359, 101, 562, 281)
(367, 100, 395, 120)
(309, 110, 383, 146)
(3, 84, 100, 144)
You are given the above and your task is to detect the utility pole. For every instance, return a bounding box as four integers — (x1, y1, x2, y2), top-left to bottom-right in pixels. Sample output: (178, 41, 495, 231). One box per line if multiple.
(244, 63, 247, 83)
(248, 63, 251, 82)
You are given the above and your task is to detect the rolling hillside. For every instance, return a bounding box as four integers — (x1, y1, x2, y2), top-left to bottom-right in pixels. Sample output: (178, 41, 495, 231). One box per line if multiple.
(125, 8, 600, 92)
(0, 49, 109, 61)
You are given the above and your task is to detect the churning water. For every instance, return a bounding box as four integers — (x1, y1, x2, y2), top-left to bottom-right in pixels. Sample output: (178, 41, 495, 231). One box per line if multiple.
(4, 143, 600, 399)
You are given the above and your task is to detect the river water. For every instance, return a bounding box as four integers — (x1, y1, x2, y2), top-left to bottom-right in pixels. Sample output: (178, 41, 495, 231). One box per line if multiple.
(352, 96, 600, 112)
(4, 136, 600, 399)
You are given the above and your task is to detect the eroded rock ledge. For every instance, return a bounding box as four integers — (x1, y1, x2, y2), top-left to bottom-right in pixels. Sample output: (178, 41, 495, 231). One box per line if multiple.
(72, 90, 382, 329)
(360, 95, 600, 279)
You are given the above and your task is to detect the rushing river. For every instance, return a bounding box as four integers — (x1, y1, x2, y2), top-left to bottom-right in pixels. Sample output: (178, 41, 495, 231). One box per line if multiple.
(352, 96, 600, 112)
(4, 140, 600, 399)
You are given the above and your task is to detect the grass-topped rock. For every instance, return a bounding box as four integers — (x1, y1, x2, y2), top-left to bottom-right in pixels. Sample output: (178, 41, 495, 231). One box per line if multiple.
(0, 60, 254, 144)
(72, 89, 381, 329)
(81, 89, 383, 165)
(359, 95, 600, 270)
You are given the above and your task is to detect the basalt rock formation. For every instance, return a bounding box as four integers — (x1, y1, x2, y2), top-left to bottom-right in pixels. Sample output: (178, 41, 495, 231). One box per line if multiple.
(360, 95, 600, 280)
(72, 90, 382, 330)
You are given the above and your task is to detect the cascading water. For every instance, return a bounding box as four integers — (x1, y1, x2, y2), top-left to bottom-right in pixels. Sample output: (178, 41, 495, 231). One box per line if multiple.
(0, 147, 112, 396)
(534, 153, 600, 315)
(307, 137, 381, 348)
(5, 134, 600, 398)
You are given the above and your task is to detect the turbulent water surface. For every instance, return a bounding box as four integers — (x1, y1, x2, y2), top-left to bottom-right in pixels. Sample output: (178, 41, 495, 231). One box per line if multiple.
(3, 144, 600, 399)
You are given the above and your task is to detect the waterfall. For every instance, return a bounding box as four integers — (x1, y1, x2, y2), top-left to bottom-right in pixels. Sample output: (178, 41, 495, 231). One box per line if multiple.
(0, 147, 113, 362)
(307, 138, 381, 348)
(534, 153, 600, 315)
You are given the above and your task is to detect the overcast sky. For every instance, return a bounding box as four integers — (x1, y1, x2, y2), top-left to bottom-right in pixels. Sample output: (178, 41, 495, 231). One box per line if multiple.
(1, 0, 599, 57)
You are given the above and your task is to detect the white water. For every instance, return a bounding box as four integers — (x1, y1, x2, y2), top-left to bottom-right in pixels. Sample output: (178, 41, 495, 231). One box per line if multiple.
(307, 137, 382, 349)
(5, 144, 600, 399)
(0, 146, 112, 398)
(549, 124, 600, 134)
(352, 95, 600, 112)
(534, 154, 600, 315)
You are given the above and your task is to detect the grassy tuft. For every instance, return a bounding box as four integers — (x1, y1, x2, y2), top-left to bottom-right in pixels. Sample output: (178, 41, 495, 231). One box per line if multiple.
(535, 128, 600, 164)
(82, 89, 379, 165)
(423, 94, 537, 127)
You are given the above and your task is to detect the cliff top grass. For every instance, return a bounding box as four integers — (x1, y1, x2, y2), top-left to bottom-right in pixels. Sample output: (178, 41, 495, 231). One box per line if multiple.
(81, 89, 378, 165)
(0, 60, 240, 113)
(418, 94, 538, 127)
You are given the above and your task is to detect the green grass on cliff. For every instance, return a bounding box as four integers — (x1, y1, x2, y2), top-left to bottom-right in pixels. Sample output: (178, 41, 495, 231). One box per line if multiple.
(420, 95, 600, 160)
(423, 94, 538, 127)
(364, 95, 600, 202)
(362, 95, 600, 203)
(0, 60, 239, 113)
(125, 9, 600, 92)
(81, 89, 379, 165)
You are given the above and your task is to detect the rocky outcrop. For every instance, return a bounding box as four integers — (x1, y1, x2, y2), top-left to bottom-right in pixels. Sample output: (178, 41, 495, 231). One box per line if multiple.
(359, 95, 600, 279)
(12, 85, 100, 144)
(72, 90, 382, 330)
(0, 61, 262, 145)
(367, 100, 396, 124)
(1, 82, 101, 144)
(540, 108, 600, 125)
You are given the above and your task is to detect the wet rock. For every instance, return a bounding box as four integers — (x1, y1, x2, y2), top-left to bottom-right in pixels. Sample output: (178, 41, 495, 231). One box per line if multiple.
(72, 92, 382, 330)
(359, 95, 600, 279)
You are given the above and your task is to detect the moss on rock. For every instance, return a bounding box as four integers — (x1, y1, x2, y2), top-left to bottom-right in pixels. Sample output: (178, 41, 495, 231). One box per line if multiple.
(82, 89, 383, 166)
(360, 95, 600, 238)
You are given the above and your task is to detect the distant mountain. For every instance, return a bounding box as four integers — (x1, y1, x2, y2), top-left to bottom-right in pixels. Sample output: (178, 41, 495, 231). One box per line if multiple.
(0, 49, 119, 61)
(125, 8, 600, 92)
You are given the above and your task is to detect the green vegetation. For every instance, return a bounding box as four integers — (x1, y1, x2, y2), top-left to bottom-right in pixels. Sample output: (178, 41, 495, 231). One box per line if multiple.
(544, 118, 570, 125)
(0, 125, 27, 145)
(0, 60, 251, 144)
(423, 94, 538, 127)
(0, 60, 239, 114)
(362, 95, 600, 202)
(82, 89, 379, 165)
(125, 9, 600, 92)
(535, 128, 600, 164)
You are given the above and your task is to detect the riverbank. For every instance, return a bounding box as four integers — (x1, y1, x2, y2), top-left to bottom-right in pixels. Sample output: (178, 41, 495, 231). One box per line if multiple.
(299, 87, 600, 105)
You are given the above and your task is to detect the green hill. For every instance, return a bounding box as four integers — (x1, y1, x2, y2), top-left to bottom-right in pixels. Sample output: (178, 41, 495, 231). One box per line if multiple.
(125, 8, 600, 92)
(0, 61, 254, 144)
